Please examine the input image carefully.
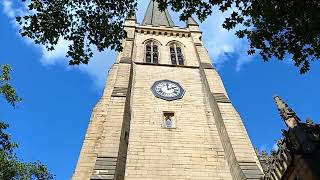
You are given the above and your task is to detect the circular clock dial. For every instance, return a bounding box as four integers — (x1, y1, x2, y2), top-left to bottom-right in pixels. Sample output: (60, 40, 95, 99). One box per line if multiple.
(155, 81, 181, 97)
(151, 80, 185, 101)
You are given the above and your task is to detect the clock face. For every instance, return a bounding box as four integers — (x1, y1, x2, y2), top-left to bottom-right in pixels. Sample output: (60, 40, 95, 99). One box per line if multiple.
(151, 80, 185, 101)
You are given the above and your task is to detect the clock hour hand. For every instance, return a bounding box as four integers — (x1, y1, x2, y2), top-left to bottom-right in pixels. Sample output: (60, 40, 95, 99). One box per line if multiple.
(167, 85, 176, 90)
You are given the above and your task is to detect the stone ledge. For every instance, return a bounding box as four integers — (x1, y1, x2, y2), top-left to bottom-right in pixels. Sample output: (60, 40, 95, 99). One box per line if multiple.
(134, 62, 199, 69)
(213, 93, 231, 103)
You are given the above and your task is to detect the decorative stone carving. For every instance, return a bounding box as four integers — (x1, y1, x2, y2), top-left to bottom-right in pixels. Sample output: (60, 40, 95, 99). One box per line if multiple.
(259, 96, 320, 180)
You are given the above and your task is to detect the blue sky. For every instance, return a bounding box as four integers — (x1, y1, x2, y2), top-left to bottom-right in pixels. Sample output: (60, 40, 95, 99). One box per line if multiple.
(1, 0, 320, 179)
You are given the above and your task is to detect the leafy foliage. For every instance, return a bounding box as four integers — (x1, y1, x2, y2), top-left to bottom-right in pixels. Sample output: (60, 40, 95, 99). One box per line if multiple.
(0, 64, 22, 107)
(17, 0, 136, 65)
(1, 64, 53, 179)
(17, 0, 320, 73)
(157, 0, 320, 73)
(232, 0, 320, 73)
(0, 122, 54, 180)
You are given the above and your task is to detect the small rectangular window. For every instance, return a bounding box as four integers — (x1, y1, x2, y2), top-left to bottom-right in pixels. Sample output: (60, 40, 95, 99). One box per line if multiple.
(163, 112, 175, 129)
(124, 131, 129, 144)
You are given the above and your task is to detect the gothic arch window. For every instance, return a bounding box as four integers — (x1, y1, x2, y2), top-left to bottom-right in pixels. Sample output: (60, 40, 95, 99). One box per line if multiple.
(168, 42, 184, 65)
(145, 40, 160, 64)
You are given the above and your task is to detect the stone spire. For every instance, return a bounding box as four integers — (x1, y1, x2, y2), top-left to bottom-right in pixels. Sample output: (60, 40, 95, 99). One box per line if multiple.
(187, 16, 199, 26)
(142, 0, 175, 27)
(274, 96, 301, 128)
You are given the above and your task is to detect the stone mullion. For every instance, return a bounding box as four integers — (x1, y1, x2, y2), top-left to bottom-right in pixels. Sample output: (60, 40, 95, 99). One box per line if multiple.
(151, 41, 154, 63)
(174, 44, 178, 65)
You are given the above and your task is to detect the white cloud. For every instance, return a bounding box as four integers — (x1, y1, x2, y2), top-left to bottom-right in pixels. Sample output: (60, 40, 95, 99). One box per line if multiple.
(2, 0, 256, 90)
(77, 48, 115, 88)
(39, 40, 115, 89)
(1, 0, 114, 90)
(201, 9, 255, 71)
(2, 0, 15, 18)
(40, 39, 71, 65)
(137, 0, 255, 71)
(236, 51, 255, 72)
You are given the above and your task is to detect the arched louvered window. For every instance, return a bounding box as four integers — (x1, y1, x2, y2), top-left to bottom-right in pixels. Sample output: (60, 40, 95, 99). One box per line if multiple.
(170, 43, 184, 65)
(145, 41, 159, 64)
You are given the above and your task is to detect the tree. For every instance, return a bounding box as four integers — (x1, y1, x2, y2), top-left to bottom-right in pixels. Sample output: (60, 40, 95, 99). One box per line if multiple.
(0, 64, 21, 107)
(17, 0, 320, 73)
(0, 64, 54, 180)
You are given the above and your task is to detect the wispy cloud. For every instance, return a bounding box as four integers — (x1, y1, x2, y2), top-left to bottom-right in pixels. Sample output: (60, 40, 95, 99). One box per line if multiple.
(2, 0, 15, 18)
(2, 0, 256, 90)
(200, 8, 255, 71)
(137, 0, 255, 71)
(37, 39, 114, 89)
(40, 39, 71, 65)
(1, 0, 114, 90)
(77, 48, 115, 88)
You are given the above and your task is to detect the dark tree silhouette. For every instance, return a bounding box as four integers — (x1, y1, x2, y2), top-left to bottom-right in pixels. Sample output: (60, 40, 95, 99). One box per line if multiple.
(17, 0, 320, 73)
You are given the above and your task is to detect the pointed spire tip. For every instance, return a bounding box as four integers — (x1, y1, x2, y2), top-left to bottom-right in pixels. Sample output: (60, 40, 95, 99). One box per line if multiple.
(274, 95, 300, 128)
(187, 16, 199, 26)
(142, 0, 175, 27)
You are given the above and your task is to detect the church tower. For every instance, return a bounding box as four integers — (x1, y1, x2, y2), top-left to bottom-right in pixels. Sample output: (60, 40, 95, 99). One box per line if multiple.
(72, 1, 263, 179)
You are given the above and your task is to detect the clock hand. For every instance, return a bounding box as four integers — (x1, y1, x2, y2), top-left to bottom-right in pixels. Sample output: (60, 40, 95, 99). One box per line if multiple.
(168, 86, 177, 90)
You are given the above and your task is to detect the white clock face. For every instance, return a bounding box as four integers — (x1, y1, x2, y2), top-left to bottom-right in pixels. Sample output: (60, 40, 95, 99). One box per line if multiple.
(151, 80, 185, 101)
(155, 81, 181, 97)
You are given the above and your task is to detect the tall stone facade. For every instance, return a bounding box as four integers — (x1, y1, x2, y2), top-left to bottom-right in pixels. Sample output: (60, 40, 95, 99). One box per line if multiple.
(72, 1, 263, 179)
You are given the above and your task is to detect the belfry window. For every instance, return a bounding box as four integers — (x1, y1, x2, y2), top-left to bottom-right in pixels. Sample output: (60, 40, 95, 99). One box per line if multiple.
(145, 41, 159, 64)
(170, 44, 184, 65)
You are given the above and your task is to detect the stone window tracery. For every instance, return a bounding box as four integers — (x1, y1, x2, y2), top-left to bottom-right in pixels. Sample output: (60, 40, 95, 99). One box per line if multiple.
(145, 40, 159, 64)
(169, 43, 184, 65)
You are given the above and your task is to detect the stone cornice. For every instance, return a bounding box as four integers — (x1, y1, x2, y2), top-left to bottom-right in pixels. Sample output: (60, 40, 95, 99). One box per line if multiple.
(131, 25, 192, 38)
(137, 25, 189, 32)
(124, 24, 202, 38)
(134, 62, 199, 69)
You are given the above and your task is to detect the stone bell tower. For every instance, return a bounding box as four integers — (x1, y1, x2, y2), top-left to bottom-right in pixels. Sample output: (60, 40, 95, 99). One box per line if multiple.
(72, 1, 263, 179)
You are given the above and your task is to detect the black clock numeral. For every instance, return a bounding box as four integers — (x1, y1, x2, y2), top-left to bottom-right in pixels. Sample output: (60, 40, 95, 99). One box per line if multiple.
(152, 80, 184, 100)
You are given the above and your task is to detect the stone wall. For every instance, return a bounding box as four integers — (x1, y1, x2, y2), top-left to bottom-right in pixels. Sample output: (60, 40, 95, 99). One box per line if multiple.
(73, 18, 263, 180)
(125, 64, 233, 179)
(72, 64, 119, 179)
